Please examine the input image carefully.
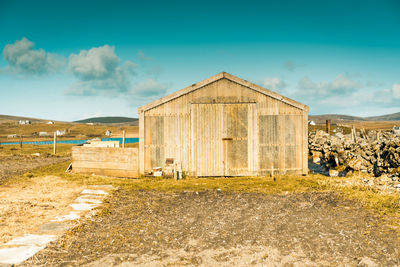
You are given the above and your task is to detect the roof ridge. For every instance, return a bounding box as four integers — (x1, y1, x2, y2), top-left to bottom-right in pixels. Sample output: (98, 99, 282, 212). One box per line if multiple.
(138, 72, 308, 112)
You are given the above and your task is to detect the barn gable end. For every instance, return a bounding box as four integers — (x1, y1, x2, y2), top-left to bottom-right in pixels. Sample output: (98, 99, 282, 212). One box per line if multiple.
(138, 72, 308, 177)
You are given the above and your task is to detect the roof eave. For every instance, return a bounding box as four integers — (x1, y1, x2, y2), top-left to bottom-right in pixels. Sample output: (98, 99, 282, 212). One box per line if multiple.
(138, 72, 308, 113)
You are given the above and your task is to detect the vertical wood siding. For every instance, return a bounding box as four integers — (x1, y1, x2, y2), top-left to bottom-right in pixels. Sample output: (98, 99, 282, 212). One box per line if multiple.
(190, 103, 255, 176)
(141, 78, 307, 176)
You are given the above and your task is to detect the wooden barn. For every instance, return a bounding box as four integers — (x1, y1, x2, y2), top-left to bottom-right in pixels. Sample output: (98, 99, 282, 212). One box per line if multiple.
(138, 72, 309, 177)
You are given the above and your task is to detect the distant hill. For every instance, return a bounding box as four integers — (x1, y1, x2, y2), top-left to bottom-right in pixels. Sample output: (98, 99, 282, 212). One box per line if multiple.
(310, 112, 400, 124)
(0, 114, 50, 123)
(74, 116, 138, 125)
(309, 114, 364, 123)
(366, 112, 400, 121)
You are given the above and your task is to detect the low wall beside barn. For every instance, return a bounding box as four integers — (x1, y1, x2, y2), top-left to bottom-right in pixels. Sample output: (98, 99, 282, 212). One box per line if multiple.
(72, 146, 139, 178)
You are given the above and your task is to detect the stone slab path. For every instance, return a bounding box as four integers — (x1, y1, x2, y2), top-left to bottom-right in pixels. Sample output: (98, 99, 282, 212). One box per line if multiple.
(0, 184, 114, 265)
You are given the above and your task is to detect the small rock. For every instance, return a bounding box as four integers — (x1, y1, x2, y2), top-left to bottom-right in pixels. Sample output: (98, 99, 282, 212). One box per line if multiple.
(329, 169, 339, 177)
(379, 174, 391, 183)
(348, 158, 362, 171)
(358, 256, 378, 267)
(312, 151, 322, 164)
(312, 155, 320, 164)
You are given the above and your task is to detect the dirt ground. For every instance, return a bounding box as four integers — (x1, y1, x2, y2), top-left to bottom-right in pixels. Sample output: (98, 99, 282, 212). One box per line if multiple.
(23, 189, 400, 266)
(0, 175, 85, 243)
(0, 155, 69, 184)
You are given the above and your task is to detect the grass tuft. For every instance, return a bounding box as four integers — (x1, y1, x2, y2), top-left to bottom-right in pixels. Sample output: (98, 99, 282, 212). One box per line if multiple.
(28, 161, 400, 217)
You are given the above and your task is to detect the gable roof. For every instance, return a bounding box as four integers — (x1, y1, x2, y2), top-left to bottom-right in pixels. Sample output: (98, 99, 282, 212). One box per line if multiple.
(138, 72, 309, 113)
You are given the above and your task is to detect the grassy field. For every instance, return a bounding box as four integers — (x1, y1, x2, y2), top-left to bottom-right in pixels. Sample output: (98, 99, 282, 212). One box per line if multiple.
(1, 157, 399, 265)
(310, 120, 400, 133)
(0, 142, 138, 158)
(0, 143, 74, 157)
(22, 161, 398, 216)
(309, 120, 400, 135)
(348, 120, 400, 131)
(0, 122, 138, 143)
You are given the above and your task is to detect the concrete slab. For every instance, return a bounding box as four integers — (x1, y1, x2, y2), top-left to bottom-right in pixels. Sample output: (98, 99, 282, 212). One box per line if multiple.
(81, 189, 108, 195)
(7, 234, 56, 247)
(0, 246, 43, 264)
(0, 234, 56, 264)
(51, 211, 80, 222)
(80, 194, 104, 199)
(76, 196, 103, 204)
(39, 222, 70, 233)
(70, 203, 99, 211)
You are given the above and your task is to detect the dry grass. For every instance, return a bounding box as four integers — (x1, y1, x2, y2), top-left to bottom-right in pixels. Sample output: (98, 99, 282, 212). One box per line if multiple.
(349, 121, 400, 131)
(0, 144, 74, 158)
(2, 158, 398, 247)
(0, 122, 138, 142)
(0, 142, 138, 157)
(32, 161, 400, 216)
(309, 125, 352, 134)
(315, 173, 400, 214)
(310, 120, 400, 132)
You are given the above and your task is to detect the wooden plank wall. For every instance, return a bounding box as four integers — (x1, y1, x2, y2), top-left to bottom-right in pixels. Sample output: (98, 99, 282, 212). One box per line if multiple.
(190, 103, 256, 176)
(191, 103, 224, 176)
(141, 78, 307, 176)
(258, 115, 303, 175)
(72, 146, 138, 178)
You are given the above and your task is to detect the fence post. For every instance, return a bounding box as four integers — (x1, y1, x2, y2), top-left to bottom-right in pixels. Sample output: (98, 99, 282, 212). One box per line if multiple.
(352, 125, 357, 143)
(54, 132, 57, 155)
(122, 130, 125, 148)
(326, 120, 331, 135)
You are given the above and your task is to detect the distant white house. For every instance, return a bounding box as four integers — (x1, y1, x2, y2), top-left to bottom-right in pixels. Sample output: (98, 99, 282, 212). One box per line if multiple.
(308, 120, 316, 126)
(39, 132, 50, 137)
(56, 130, 66, 136)
(105, 130, 112, 136)
(47, 121, 54, 124)
(7, 134, 17, 138)
(18, 120, 31, 125)
(394, 126, 400, 136)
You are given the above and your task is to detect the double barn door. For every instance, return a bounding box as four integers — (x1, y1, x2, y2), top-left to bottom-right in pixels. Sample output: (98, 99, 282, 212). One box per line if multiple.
(191, 103, 256, 176)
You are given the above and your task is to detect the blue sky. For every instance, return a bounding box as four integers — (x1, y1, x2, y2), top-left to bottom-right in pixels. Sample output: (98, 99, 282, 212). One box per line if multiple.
(0, 0, 399, 121)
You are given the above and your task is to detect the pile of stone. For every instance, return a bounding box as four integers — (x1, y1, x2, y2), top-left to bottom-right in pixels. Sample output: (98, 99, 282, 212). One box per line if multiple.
(309, 129, 400, 180)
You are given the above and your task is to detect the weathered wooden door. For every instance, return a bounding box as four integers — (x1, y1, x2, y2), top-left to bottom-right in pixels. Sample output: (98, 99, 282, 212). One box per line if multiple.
(191, 103, 256, 176)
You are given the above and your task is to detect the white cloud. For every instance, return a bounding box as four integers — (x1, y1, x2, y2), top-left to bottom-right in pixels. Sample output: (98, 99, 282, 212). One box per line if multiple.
(69, 45, 120, 80)
(261, 77, 287, 92)
(293, 74, 365, 114)
(66, 46, 170, 101)
(133, 78, 169, 97)
(392, 84, 400, 99)
(297, 74, 360, 99)
(124, 61, 139, 75)
(370, 83, 400, 107)
(2, 37, 65, 75)
(67, 45, 138, 95)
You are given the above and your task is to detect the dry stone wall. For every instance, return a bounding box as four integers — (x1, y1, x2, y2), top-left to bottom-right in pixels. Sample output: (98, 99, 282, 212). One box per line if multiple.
(309, 130, 400, 181)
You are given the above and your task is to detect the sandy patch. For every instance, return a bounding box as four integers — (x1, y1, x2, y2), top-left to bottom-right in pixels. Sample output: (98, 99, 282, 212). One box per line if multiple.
(0, 175, 84, 243)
